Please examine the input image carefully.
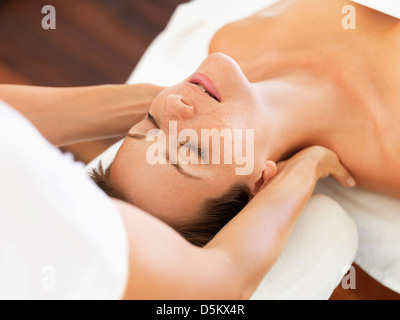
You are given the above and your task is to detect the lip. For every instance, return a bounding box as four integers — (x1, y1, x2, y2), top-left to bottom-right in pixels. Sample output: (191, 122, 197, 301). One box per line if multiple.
(189, 72, 221, 102)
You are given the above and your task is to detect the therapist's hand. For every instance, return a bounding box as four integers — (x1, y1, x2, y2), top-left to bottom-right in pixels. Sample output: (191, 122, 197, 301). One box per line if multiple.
(128, 83, 166, 108)
(276, 146, 356, 188)
(93, 83, 166, 141)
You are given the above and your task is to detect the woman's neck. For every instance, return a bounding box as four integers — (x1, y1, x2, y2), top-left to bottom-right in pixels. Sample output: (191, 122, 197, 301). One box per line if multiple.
(252, 73, 349, 162)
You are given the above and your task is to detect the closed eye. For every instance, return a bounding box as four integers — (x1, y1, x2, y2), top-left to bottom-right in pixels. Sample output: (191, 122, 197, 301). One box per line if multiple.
(147, 112, 159, 128)
(126, 113, 204, 180)
(179, 141, 206, 160)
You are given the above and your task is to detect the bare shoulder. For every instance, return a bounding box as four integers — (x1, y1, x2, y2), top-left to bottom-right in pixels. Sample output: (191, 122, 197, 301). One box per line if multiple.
(110, 198, 181, 238)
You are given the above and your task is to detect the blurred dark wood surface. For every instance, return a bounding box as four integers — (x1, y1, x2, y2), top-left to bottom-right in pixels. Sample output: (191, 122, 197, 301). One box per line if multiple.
(0, 0, 189, 162)
(0, 0, 398, 301)
(0, 0, 189, 87)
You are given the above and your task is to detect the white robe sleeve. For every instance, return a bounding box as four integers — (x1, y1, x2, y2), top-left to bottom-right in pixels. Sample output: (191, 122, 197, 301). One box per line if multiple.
(0, 101, 128, 300)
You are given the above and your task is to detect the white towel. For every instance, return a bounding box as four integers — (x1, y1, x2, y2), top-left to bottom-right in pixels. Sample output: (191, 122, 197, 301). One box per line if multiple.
(350, 0, 400, 19)
(316, 178, 400, 293)
(0, 101, 128, 299)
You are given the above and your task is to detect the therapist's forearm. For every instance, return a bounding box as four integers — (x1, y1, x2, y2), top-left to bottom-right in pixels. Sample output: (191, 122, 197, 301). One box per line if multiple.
(0, 84, 162, 146)
(116, 147, 354, 299)
(206, 147, 355, 299)
(206, 164, 316, 298)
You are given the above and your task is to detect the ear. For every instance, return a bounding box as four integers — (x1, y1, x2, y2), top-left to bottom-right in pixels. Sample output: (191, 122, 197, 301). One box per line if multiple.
(253, 160, 277, 195)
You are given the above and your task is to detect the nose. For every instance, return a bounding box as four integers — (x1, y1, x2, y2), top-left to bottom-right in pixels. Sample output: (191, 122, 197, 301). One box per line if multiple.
(163, 94, 195, 123)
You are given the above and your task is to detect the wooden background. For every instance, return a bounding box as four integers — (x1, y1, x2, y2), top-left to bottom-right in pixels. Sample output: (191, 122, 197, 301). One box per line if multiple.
(0, 0, 398, 300)
(0, 0, 190, 162)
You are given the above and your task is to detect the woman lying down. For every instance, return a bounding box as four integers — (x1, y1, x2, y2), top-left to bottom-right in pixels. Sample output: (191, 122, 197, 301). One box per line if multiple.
(1, 0, 399, 299)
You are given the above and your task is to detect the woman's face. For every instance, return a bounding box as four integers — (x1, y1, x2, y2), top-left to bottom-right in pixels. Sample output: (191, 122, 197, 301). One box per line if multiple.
(110, 53, 271, 226)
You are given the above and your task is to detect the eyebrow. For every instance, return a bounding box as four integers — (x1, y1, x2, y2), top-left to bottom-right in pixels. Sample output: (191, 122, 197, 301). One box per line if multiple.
(127, 133, 146, 139)
(126, 130, 203, 180)
(125, 113, 159, 140)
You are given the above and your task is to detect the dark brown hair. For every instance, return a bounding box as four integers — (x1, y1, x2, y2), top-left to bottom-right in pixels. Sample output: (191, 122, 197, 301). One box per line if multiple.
(90, 162, 252, 247)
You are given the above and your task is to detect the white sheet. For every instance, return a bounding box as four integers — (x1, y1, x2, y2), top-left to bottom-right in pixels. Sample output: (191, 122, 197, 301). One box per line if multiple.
(350, 0, 400, 19)
(315, 178, 400, 293)
(0, 101, 128, 299)
(251, 194, 358, 300)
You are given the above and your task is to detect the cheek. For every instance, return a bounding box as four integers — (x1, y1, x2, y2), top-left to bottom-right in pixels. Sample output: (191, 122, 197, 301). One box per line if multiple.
(218, 102, 253, 130)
